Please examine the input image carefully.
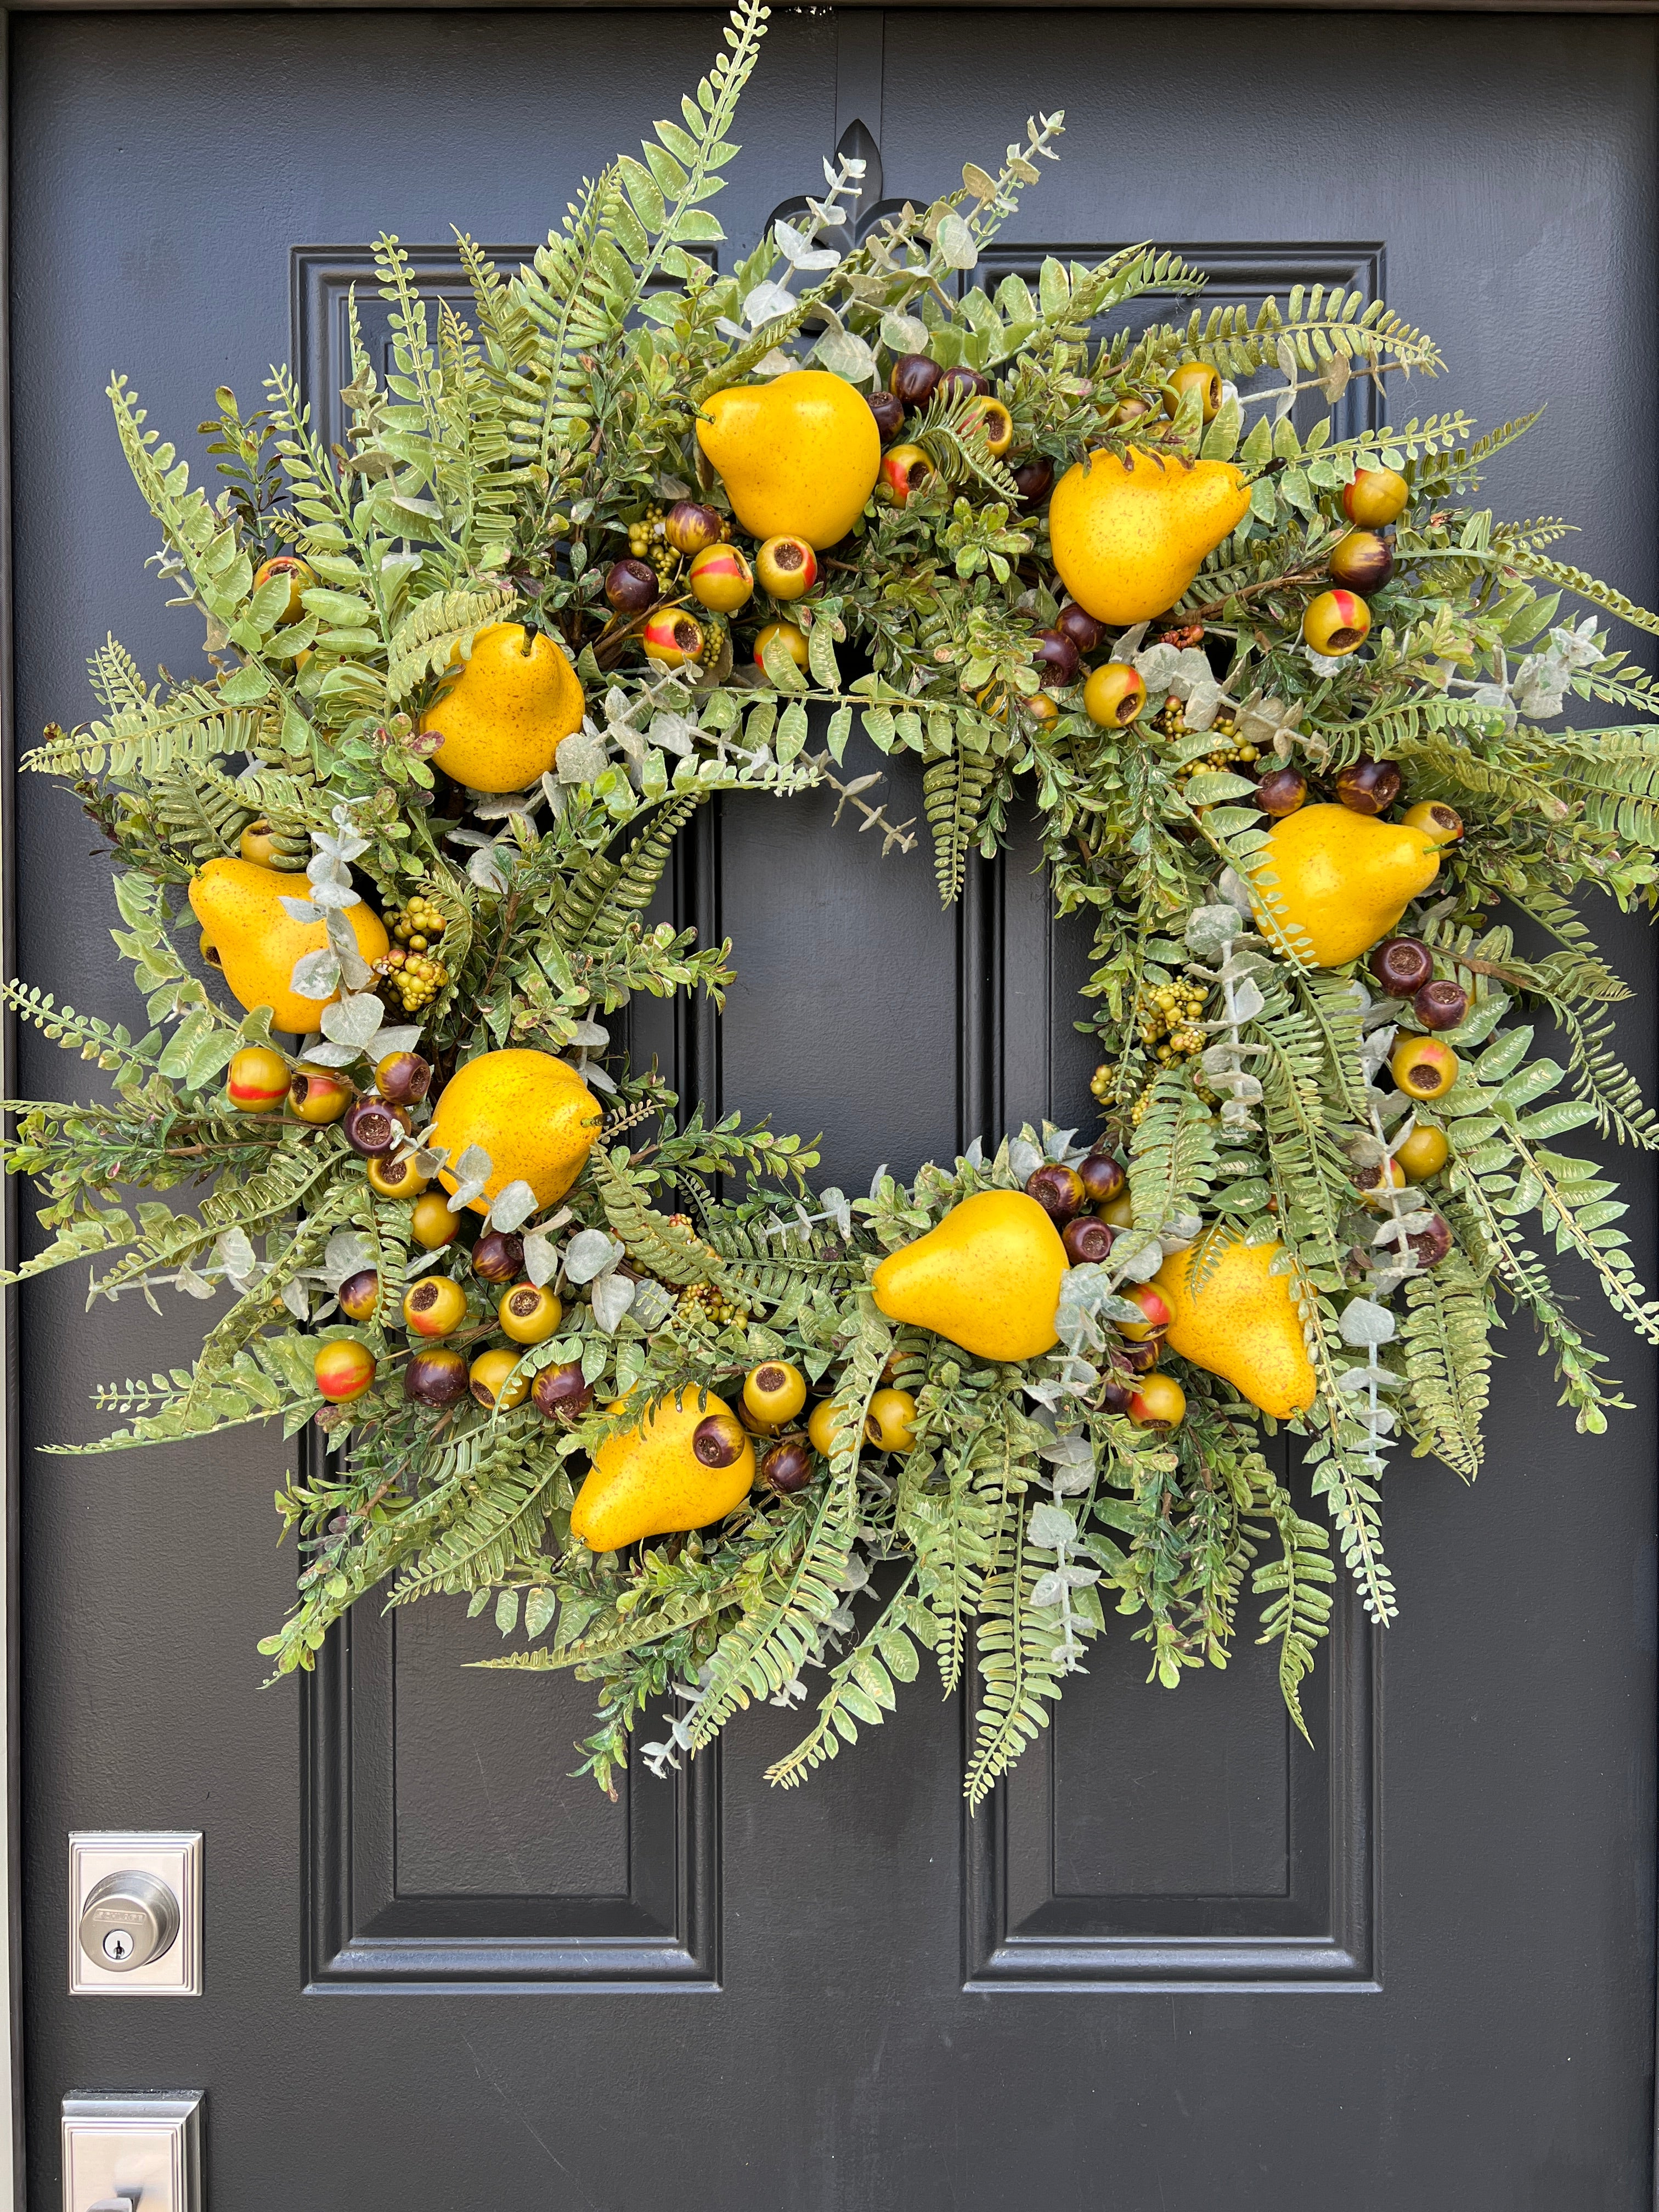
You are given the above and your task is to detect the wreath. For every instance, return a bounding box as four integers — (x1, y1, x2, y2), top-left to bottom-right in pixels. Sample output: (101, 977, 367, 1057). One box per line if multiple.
(13, 0, 1659, 1804)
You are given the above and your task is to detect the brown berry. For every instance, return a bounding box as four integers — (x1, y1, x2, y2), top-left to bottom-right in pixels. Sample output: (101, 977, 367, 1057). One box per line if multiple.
(1062, 1217, 1115, 1265)
(1372, 937, 1434, 997)
(1406, 1212, 1454, 1269)
(760, 1437, 814, 1494)
(337, 1269, 379, 1322)
(1414, 979, 1469, 1031)
(1329, 528, 1395, 595)
(938, 365, 989, 400)
(532, 1362, 592, 1420)
(1034, 629, 1081, 688)
(1078, 1153, 1126, 1206)
(1098, 1375, 1135, 1413)
(1335, 758, 1402, 815)
(889, 353, 941, 406)
(405, 1347, 469, 1407)
(663, 501, 723, 557)
(470, 1229, 524, 1284)
(1255, 766, 1308, 818)
(1010, 456, 1054, 506)
(605, 557, 658, 615)
(867, 390, 905, 444)
(341, 1098, 399, 1158)
(1026, 1162, 1086, 1223)
(1119, 1339, 1161, 1375)
(374, 1051, 432, 1105)
(692, 1413, 746, 1468)
(1055, 604, 1107, 656)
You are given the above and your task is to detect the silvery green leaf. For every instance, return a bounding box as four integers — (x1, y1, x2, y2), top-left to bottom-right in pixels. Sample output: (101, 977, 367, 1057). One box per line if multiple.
(323, 1230, 373, 1288)
(1040, 1431, 1093, 1469)
(1339, 1364, 1406, 1394)
(1187, 904, 1242, 956)
(290, 948, 341, 1000)
(557, 727, 610, 784)
(815, 1187, 851, 1237)
(934, 209, 977, 268)
(1029, 1571, 1068, 1610)
(300, 1039, 360, 1068)
(308, 877, 363, 911)
(325, 909, 375, 990)
(755, 347, 799, 377)
(568, 1019, 610, 1049)
(489, 1180, 539, 1234)
(281, 1278, 311, 1319)
(1134, 643, 1181, 690)
(176, 1264, 217, 1300)
(1181, 678, 1222, 731)
(881, 312, 929, 354)
(382, 550, 422, 582)
(471, 788, 538, 821)
(374, 1025, 424, 1056)
(1339, 1296, 1396, 1347)
(216, 1227, 258, 1285)
(1216, 867, 1254, 917)
(1305, 646, 1350, 677)
(579, 1058, 617, 1095)
(590, 1269, 637, 1333)
(1109, 1231, 1165, 1284)
(1054, 1262, 1109, 1351)
(647, 709, 699, 757)
(320, 992, 386, 1049)
(565, 1228, 624, 1285)
(743, 278, 798, 326)
(1160, 1212, 1203, 1252)
(1229, 978, 1266, 1024)
(467, 844, 507, 893)
(520, 1228, 559, 1288)
(814, 328, 875, 382)
(1008, 1136, 1044, 1184)
(279, 895, 323, 924)
(630, 1279, 676, 1330)
(1028, 1501, 1077, 1552)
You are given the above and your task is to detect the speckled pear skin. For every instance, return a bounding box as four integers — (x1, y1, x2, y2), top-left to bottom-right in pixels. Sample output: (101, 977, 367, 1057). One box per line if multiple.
(1255, 804, 1441, 967)
(189, 856, 389, 1034)
(1048, 448, 1250, 623)
(1153, 1237, 1317, 1420)
(421, 621, 585, 793)
(872, 1189, 1069, 1362)
(696, 370, 881, 550)
(570, 1386, 755, 1551)
(427, 1048, 600, 1215)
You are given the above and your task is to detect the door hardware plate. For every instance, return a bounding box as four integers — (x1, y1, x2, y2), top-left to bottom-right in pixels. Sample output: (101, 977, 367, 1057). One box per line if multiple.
(61, 2092, 203, 2212)
(68, 1833, 202, 1996)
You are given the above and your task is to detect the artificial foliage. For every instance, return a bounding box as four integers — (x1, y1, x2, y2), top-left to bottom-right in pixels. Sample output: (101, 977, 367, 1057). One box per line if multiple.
(12, 1, 1659, 1804)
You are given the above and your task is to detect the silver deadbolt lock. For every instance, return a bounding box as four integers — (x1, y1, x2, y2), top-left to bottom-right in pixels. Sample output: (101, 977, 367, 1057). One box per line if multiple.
(77, 1870, 180, 1974)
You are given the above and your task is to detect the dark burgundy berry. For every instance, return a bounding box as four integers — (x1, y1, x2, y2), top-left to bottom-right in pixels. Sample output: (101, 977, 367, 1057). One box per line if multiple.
(605, 557, 658, 616)
(469, 1229, 524, 1285)
(1414, 978, 1469, 1031)
(1098, 1376, 1135, 1414)
(1034, 628, 1081, 689)
(938, 365, 989, 400)
(1406, 1212, 1454, 1269)
(692, 1413, 745, 1468)
(664, 500, 723, 556)
(1371, 937, 1434, 997)
(1011, 456, 1054, 507)
(405, 1347, 469, 1407)
(1055, 603, 1107, 656)
(1335, 758, 1402, 815)
(1078, 1152, 1126, 1206)
(1063, 1217, 1116, 1265)
(1119, 1339, 1161, 1374)
(1329, 529, 1396, 595)
(889, 353, 941, 407)
(375, 1051, 431, 1106)
(341, 1098, 398, 1158)
(1255, 766, 1308, 819)
(1025, 1163, 1086, 1223)
(761, 1437, 814, 1493)
(532, 1362, 592, 1420)
(867, 391, 905, 444)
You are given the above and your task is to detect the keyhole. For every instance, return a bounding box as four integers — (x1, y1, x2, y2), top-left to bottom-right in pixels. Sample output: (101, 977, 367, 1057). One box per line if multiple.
(101, 1928, 133, 1963)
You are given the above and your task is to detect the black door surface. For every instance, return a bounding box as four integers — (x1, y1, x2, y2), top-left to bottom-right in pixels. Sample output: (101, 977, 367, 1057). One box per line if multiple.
(11, 8, 1658, 2207)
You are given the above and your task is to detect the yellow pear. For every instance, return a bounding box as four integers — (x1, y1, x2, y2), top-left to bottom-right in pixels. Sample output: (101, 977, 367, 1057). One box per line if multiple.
(1254, 804, 1441, 967)
(427, 1049, 600, 1214)
(1048, 449, 1250, 623)
(421, 622, 585, 794)
(696, 370, 881, 550)
(872, 1189, 1068, 1362)
(1154, 1237, 1317, 1420)
(189, 856, 389, 1035)
(570, 1386, 755, 1551)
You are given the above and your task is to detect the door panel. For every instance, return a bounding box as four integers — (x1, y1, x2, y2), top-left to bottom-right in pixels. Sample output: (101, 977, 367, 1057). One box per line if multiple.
(13, 9, 1657, 2207)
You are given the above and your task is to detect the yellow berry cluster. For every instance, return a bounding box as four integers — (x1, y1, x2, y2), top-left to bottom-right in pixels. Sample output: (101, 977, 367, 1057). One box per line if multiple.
(675, 1280, 748, 1330)
(1091, 1063, 1161, 1128)
(379, 947, 448, 1013)
(1139, 978, 1209, 1064)
(627, 506, 682, 589)
(389, 894, 446, 952)
(1159, 707, 1262, 792)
